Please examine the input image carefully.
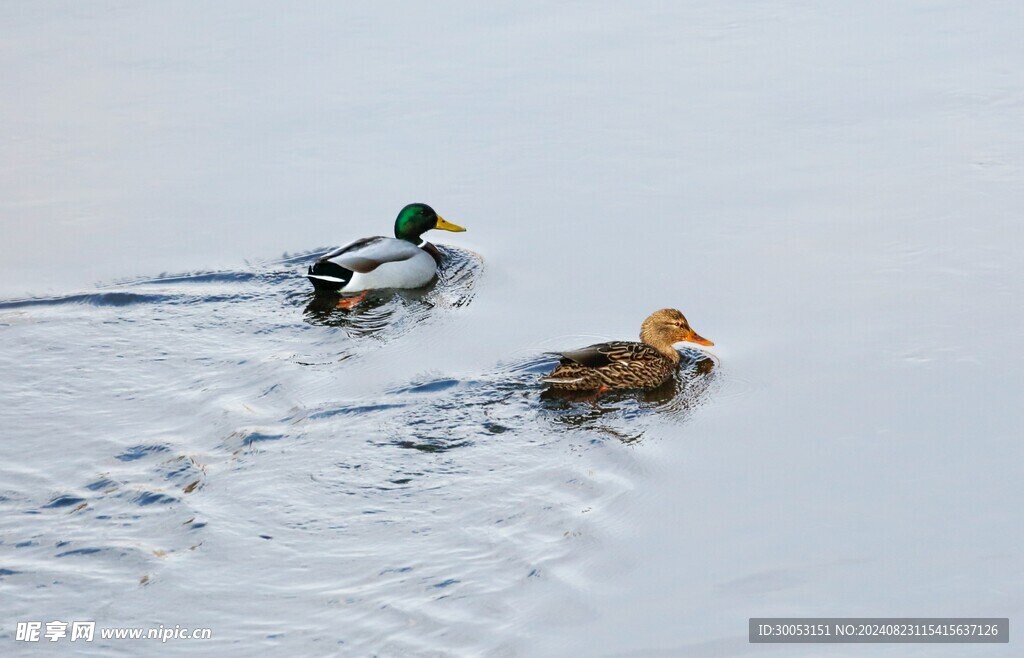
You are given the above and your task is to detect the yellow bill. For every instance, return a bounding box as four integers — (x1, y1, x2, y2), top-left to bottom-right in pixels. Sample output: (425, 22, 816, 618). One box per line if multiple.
(435, 216, 466, 232)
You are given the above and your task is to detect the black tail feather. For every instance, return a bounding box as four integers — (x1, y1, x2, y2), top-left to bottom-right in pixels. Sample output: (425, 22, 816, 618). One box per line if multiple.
(307, 260, 353, 292)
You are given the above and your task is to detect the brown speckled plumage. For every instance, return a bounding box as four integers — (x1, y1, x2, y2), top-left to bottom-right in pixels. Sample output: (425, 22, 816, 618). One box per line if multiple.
(543, 309, 713, 392)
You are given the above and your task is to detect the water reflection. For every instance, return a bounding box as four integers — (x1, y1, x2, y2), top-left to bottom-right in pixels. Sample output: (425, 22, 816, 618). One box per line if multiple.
(302, 290, 393, 328)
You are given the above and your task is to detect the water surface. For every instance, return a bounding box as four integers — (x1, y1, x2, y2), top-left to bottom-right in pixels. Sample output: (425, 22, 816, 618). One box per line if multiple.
(2, 1, 1022, 656)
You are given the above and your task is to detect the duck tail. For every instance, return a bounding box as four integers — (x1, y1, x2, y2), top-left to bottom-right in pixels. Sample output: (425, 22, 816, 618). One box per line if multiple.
(307, 260, 353, 292)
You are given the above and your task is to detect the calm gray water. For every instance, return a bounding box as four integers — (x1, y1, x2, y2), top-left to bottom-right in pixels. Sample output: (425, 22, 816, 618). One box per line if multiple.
(2, 1, 1022, 656)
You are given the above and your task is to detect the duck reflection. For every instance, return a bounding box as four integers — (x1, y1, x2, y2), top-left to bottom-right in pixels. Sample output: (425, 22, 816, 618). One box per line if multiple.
(303, 290, 403, 326)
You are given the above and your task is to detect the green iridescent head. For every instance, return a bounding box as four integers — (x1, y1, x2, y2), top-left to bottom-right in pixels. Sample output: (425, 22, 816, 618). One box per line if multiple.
(393, 203, 466, 243)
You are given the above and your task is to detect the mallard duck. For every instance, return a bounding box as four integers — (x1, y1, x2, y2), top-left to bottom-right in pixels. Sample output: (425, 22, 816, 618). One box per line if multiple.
(307, 203, 466, 307)
(543, 309, 713, 392)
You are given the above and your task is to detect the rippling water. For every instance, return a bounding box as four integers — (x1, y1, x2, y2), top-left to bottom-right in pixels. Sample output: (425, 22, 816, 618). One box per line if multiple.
(0, 245, 719, 654)
(3, 1, 1023, 656)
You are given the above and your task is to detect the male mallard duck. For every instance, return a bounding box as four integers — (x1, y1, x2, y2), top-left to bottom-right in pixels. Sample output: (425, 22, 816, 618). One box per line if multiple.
(307, 203, 466, 307)
(543, 309, 713, 392)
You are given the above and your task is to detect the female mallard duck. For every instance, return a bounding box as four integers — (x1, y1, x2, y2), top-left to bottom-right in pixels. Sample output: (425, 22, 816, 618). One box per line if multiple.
(307, 203, 466, 307)
(543, 309, 713, 392)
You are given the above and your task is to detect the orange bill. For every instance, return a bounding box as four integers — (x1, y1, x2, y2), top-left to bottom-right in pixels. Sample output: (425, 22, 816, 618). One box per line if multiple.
(686, 329, 714, 347)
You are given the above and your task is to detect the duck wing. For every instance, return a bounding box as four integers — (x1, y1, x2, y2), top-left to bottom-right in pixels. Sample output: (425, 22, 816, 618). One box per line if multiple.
(316, 237, 421, 274)
(552, 341, 661, 368)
